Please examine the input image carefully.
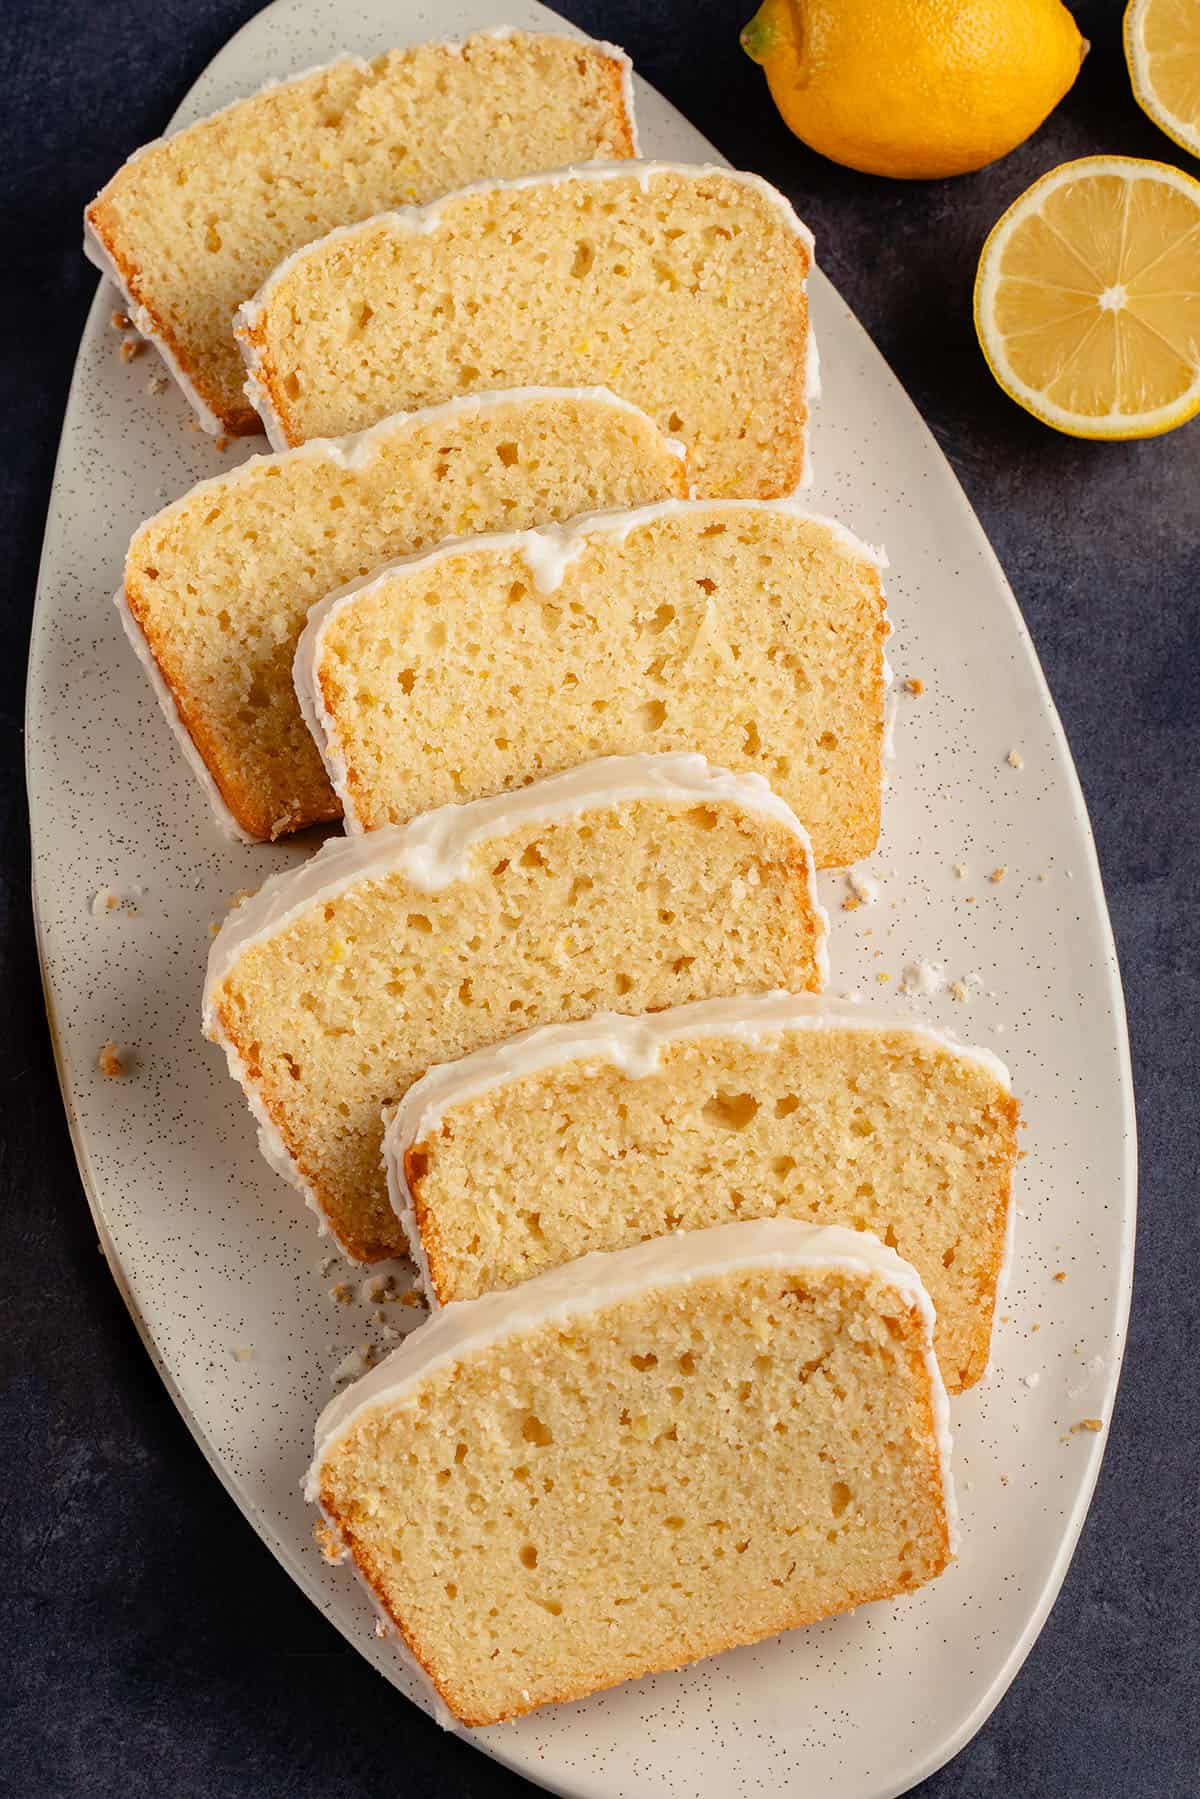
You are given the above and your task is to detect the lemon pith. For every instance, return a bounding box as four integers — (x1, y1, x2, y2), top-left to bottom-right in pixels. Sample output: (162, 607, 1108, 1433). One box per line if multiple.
(1124, 0, 1200, 159)
(974, 156, 1200, 439)
(740, 0, 1087, 181)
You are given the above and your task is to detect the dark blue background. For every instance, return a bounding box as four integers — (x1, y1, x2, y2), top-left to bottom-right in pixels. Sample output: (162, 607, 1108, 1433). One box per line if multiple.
(3, 2, 1197, 1793)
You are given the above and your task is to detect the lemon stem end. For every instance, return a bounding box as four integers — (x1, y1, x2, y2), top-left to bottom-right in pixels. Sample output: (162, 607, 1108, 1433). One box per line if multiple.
(740, 5, 776, 65)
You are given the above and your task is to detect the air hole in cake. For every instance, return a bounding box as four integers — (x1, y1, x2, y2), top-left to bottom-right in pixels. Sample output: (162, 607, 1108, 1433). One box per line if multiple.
(570, 241, 595, 278)
(282, 372, 302, 400)
(494, 440, 520, 467)
(396, 668, 416, 694)
(521, 1414, 553, 1447)
(668, 411, 685, 432)
(537, 1599, 563, 1616)
(678, 1352, 698, 1375)
(702, 1090, 760, 1131)
(696, 576, 717, 594)
(775, 1094, 801, 1118)
(630, 1352, 658, 1371)
(406, 913, 432, 933)
(638, 699, 667, 733)
(773, 1155, 797, 1179)
(519, 1543, 538, 1569)
(744, 719, 763, 756)
(615, 973, 634, 995)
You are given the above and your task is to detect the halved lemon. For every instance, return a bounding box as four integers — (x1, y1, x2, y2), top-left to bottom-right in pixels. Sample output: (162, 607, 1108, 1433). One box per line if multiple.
(974, 156, 1200, 439)
(1125, 0, 1200, 159)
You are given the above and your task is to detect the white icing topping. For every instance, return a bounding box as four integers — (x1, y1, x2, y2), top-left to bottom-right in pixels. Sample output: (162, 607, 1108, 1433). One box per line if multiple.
(85, 29, 640, 440)
(307, 1218, 958, 1572)
(293, 498, 886, 834)
(236, 162, 816, 442)
(203, 754, 827, 1030)
(113, 588, 254, 843)
(388, 989, 1011, 1175)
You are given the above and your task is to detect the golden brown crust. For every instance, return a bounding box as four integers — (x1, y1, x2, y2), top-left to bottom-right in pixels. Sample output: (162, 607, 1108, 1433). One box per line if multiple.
(956, 1088, 1021, 1390)
(87, 199, 259, 435)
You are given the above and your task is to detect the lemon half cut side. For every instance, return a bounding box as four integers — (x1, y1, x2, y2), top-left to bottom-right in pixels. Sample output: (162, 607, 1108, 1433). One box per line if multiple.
(1125, 0, 1200, 160)
(974, 155, 1200, 440)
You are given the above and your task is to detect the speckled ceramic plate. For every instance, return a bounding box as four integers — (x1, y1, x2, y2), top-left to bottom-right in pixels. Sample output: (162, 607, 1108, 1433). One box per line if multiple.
(27, 1, 1136, 1793)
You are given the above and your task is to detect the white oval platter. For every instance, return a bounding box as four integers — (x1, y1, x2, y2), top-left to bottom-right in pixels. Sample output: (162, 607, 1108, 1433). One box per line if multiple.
(26, 0, 1135, 1794)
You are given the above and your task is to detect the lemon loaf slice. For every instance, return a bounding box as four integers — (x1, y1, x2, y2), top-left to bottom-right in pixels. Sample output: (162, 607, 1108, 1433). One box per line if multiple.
(120, 388, 686, 844)
(308, 1217, 957, 1727)
(204, 755, 828, 1261)
(296, 499, 886, 866)
(235, 163, 815, 494)
(84, 31, 637, 434)
(386, 994, 1018, 1391)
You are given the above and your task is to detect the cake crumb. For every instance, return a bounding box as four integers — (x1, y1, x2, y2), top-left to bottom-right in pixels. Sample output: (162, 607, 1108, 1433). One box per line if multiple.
(846, 869, 879, 906)
(1022, 1372, 1040, 1390)
(876, 971, 891, 983)
(1006, 748, 1024, 770)
(119, 337, 146, 363)
(1031, 1322, 1042, 1333)
(964, 895, 977, 904)
(1053, 1270, 1067, 1283)
(91, 889, 121, 916)
(231, 1343, 254, 1363)
(989, 866, 1006, 883)
(361, 1273, 398, 1306)
(110, 309, 133, 331)
(901, 960, 946, 998)
(949, 979, 971, 1003)
(905, 677, 924, 695)
(399, 1287, 423, 1308)
(97, 1042, 126, 1077)
(313, 1519, 347, 1564)
(373, 1617, 389, 1639)
(215, 435, 231, 452)
(145, 371, 170, 396)
(1000, 1474, 1010, 1486)
(841, 895, 862, 912)
(1071, 1418, 1104, 1434)
(953, 863, 968, 879)
(329, 1281, 355, 1306)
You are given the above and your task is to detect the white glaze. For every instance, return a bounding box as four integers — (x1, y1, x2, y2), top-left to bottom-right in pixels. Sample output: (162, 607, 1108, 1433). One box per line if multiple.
(293, 497, 887, 832)
(388, 987, 1011, 1158)
(236, 159, 816, 448)
(84, 28, 639, 438)
(203, 752, 827, 1026)
(307, 1218, 958, 1583)
(113, 587, 254, 844)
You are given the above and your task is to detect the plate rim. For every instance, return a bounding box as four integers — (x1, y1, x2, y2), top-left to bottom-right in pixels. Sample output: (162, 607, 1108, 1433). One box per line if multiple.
(26, 0, 1138, 1791)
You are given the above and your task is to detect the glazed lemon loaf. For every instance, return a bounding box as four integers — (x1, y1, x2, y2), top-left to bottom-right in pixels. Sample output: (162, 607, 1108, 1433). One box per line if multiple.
(204, 756, 828, 1261)
(297, 500, 886, 867)
(309, 1218, 956, 1727)
(84, 31, 637, 434)
(387, 994, 1018, 1391)
(120, 388, 686, 843)
(235, 163, 815, 494)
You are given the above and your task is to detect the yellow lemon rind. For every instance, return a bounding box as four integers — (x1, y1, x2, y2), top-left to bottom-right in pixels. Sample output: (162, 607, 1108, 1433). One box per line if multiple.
(974, 154, 1200, 441)
(1123, 0, 1200, 162)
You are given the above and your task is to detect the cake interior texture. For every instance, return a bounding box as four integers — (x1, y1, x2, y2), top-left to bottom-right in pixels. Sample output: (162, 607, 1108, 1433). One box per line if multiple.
(316, 1262, 953, 1725)
(309, 507, 885, 866)
(237, 166, 811, 494)
(406, 1025, 1017, 1391)
(87, 33, 635, 432)
(125, 393, 685, 841)
(210, 801, 821, 1260)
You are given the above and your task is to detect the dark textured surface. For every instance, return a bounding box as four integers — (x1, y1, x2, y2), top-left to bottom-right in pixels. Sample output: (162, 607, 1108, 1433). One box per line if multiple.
(2, 0, 1197, 1792)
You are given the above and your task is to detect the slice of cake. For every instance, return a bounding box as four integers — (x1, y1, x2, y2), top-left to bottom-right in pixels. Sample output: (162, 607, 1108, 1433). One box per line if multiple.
(296, 500, 886, 867)
(204, 755, 828, 1262)
(84, 31, 637, 434)
(386, 993, 1018, 1391)
(120, 389, 686, 844)
(235, 163, 815, 495)
(308, 1217, 957, 1726)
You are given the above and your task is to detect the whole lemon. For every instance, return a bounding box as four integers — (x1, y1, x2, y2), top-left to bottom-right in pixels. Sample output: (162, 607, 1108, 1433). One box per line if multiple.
(741, 0, 1088, 179)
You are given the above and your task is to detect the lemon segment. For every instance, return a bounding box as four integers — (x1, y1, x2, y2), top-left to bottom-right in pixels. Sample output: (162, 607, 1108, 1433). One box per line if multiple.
(740, 0, 1086, 181)
(974, 156, 1200, 439)
(1125, 0, 1200, 158)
